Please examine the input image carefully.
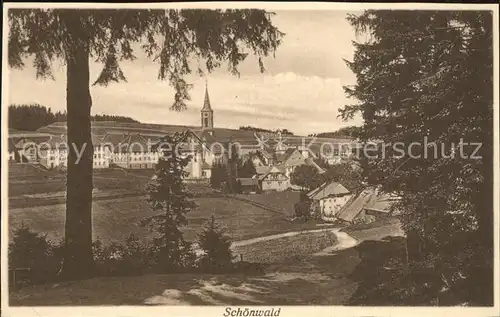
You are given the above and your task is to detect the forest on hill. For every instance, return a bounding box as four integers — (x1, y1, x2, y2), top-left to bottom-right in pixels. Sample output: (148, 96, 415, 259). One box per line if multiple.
(9, 104, 139, 131)
(239, 126, 294, 135)
(311, 126, 361, 138)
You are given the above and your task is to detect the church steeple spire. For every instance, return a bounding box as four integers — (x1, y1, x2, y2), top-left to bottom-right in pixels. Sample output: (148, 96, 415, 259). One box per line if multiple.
(201, 81, 212, 111)
(201, 80, 214, 129)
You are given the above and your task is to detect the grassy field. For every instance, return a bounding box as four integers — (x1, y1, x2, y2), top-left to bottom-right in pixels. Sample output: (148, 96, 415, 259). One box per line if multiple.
(9, 194, 325, 245)
(8, 162, 325, 245)
(233, 230, 338, 263)
(8, 164, 153, 197)
(234, 191, 301, 217)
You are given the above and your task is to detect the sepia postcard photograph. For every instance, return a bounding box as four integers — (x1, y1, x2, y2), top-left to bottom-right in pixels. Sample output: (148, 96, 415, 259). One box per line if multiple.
(1, 2, 499, 317)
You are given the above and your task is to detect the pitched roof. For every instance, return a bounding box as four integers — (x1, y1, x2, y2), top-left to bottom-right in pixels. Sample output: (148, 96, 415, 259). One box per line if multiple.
(364, 192, 401, 214)
(91, 134, 106, 146)
(102, 133, 128, 148)
(35, 122, 361, 156)
(275, 148, 297, 163)
(336, 188, 374, 222)
(238, 178, 259, 187)
(256, 165, 271, 175)
(270, 165, 286, 174)
(307, 181, 350, 200)
(15, 138, 35, 148)
(42, 135, 68, 149)
(305, 157, 326, 174)
(8, 138, 17, 151)
(258, 165, 288, 180)
(119, 134, 150, 152)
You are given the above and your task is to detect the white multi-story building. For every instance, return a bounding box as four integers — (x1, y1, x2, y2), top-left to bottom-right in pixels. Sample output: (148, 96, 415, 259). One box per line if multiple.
(39, 134, 112, 169)
(106, 133, 161, 169)
(92, 135, 112, 169)
(39, 135, 67, 169)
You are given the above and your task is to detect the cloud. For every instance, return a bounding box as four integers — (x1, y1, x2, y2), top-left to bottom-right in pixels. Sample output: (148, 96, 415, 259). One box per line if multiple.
(7, 10, 362, 135)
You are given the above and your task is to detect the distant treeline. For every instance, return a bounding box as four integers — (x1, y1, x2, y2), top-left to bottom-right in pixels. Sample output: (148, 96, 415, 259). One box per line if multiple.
(311, 126, 361, 138)
(9, 104, 139, 131)
(239, 126, 294, 135)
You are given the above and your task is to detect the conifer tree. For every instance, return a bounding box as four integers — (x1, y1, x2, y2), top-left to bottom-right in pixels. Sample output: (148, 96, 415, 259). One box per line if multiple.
(141, 131, 196, 272)
(210, 161, 226, 189)
(197, 215, 233, 273)
(8, 8, 283, 278)
(342, 10, 493, 305)
(239, 157, 257, 178)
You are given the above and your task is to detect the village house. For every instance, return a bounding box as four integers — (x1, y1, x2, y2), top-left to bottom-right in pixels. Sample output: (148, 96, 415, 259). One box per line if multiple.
(257, 166, 290, 192)
(319, 186, 401, 224)
(240, 151, 267, 168)
(275, 148, 325, 178)
(14, 138, 39, 163)
(238, 177, 261, 194)
(363, 189, 402, 218)
(8, 131, 53, 163)
(307, 181, 352, 219)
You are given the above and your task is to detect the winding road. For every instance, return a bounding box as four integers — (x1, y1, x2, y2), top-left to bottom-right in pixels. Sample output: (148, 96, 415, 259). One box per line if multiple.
(192, 225, 347, 256)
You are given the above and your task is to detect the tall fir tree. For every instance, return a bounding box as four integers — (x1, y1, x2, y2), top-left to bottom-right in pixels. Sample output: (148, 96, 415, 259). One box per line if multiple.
(342, 10, 493, 305)
(210, 161, 226, 189)
(8, 8, 283, 278)
(239, 157, 257, 178)
(197, 215, 234, 273)
(140, 132, 196, 272)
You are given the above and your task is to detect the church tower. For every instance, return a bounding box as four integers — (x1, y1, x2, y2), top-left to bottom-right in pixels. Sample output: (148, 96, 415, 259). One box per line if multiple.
(201, 82, 214, 130)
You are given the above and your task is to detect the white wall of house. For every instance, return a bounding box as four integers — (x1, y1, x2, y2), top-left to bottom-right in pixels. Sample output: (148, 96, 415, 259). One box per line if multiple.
(202, 168, 211, 179)
(19, 145, 38, 162)
(252, 156, 265, 167)
(326, 156, 342, 165)
(93, 145, 111, 169)
(111, 152, 128, 168)
(261, 173, 290, 191)
(39, 148, 67, 169)
(111, 151, 160, 169)
(319, 194, 352, 218)
(191, 152, 203, 178)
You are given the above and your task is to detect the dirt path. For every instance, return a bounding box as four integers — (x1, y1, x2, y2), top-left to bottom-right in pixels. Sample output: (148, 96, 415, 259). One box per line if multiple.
(192, 225, 341, 256)
(314, 230, 358, 256)
(231, 226, 340, 248)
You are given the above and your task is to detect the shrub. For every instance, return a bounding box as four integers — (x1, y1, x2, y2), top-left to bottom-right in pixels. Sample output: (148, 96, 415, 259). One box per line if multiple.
(293, 191, 313, 221)
(197, 215, 234, 273)
(92, 234, 154, 277)
(8, 224, 62, 286)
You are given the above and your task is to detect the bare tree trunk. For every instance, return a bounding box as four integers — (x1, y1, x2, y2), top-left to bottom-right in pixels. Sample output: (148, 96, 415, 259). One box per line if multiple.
(58, 10, 94, 279)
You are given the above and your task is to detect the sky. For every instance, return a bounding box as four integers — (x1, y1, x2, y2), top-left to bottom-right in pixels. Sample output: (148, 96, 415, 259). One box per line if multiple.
(8, 10, 363, 136)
